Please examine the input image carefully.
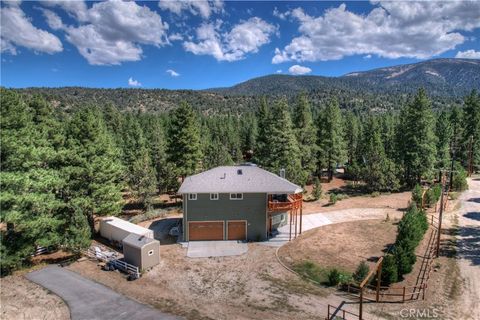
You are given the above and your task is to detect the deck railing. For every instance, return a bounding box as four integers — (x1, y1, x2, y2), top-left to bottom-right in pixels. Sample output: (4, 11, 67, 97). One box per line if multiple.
(268, 193, 302, 212)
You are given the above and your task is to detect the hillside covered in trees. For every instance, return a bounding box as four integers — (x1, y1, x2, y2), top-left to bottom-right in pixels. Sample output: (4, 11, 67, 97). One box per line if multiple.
(1, 85, 479, 275)
(12, 59, 479, 114)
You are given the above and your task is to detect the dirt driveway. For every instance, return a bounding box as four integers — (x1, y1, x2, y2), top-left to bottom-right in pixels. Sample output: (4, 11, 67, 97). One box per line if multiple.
(457, 177, 480, 319)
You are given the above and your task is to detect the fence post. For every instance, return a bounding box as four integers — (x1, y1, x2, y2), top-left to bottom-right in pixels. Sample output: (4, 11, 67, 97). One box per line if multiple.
(422, 283, 426, 300)
(402, 287, 406, 303)
(376, 259, 383, 302)
(359, 287, 363, 320)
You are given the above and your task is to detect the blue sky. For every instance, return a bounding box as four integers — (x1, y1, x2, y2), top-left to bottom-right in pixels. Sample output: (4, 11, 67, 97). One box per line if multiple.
(1, 1, 480, 89)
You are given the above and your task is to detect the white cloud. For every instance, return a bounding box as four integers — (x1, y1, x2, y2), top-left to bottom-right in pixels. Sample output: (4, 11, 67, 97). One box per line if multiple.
(288, 65, 311, 75)
(166, 69, 180, 77)
(273, 7, 287, 20)
(42, 0, 169, 65)
(128, 77, 142, 87)
(455, 49, 480, 59)
(273, 1, 480, 63)
(158, 0, 224, 19)
(168, 33, 183, 41)
(40, 9, 64, 30)
(276, 69, 282, 73)
(184, 17, 276, 62)
(0, 3, 63, 55)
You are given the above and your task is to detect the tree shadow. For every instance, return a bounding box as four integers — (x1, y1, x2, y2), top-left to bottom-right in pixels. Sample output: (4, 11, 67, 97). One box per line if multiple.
(148, 218, 182, 245)
(464, 212, 480, 222)
(457, 226, 480, 266)
(467, 198, 480, 203)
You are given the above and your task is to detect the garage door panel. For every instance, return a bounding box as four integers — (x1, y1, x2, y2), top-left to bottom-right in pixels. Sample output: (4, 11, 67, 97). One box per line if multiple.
(189, 221, 224, 241)
(227, 221, 246, 241)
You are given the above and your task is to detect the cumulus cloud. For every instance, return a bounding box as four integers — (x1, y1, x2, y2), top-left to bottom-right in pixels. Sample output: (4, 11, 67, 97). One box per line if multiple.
(288, 65, 311, 75)
(455, 49, 480, 59)
(273, 1, 480, 63)
(128, 77, 142, 87)
(41, 0, 169, 65)
(184, 17, 276, 62)
(0, 2, 63, 55)
(166, 69, 180, 77)
(168, 33, 183, 41)
(158, 0, 224, 19)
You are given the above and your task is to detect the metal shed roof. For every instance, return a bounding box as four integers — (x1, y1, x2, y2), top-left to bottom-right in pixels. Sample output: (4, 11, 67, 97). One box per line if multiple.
(101, 216, 152, 236)
(178, 165, 302, 194)
(122, 233, 159, 249)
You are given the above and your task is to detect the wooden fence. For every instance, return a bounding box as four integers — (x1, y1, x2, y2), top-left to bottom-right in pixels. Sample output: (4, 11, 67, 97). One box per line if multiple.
(326, 304, 361, 320)
(83, 247, 140, 279)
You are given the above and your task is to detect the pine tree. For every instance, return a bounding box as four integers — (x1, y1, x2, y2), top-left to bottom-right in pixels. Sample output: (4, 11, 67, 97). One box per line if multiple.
(435, 111, 452, 176)
(462, 90, 480, 169)
(293, 93, 317, 184)
(64, 106, 124, 232)
(397, 89, 437, 186)
(254, 97, 271, 166)
(263, 99, 304, 185)
(316, 99, 346, 181)
(1, 92, 67, 273)
(167, 102, 203, 178)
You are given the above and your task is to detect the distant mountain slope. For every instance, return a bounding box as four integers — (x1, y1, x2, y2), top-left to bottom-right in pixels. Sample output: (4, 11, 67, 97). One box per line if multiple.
(210, 58, 480, 97)
(13, 58, 479, 114)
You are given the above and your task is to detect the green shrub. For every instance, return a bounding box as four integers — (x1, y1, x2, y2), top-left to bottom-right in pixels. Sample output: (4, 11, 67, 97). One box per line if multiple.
(327, 268, 341, 286)
(293, 261, 328, 284)
(381, 254, 398, 286)
(329, 193, 337, 205)
(452, 163, 468, 191)
(412, 184, 423, 207)
(353, 261, 370, 283)
(336, 194, 348, 201)
(394, 244, 415, 277)
(370, 191, 380, 198)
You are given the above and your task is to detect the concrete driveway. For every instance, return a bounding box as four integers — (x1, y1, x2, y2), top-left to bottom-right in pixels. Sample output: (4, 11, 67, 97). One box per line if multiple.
(264, 207, 400, 247)
(187, 241, 248, 258)
(26, 266, 181, 320)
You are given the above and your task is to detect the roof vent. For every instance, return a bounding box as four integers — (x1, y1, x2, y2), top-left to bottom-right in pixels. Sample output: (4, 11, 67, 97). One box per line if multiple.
(279, 168, 286, 179)
(237, 169, 243, 175)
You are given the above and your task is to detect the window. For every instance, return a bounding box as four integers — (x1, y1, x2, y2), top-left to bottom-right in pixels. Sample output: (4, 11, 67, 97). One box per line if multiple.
(230, 193, 243, 200)
(148, 250, 154, 256)
(210, 193, 219, 200)
(188, 193, 197, 201)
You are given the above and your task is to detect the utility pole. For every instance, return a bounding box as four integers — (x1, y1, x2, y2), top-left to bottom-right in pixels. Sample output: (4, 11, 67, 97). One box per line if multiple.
(449, 141, 456, 191)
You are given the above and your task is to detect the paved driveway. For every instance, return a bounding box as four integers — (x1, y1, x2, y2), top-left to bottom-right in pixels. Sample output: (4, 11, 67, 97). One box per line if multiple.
(187, 240, 248, 258)
(264, 207, 400, 247)
(26, 266, 181, 320)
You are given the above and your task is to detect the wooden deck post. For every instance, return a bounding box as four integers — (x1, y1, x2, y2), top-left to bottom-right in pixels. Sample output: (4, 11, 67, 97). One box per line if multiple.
(376, 258, 383, 302)
(289, 210, 292, 241)
(299, 200, 303, 235)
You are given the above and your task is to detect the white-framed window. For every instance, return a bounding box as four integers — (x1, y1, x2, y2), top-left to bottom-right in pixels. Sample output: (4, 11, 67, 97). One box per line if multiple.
(230, 193, 243, 200)
(148, 250, 154, 256)
(188, 193, 197, 200)
(210, 193, 219, 200)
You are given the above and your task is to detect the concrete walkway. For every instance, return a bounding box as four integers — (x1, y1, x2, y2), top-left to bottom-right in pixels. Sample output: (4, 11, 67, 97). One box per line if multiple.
(263, 207, 399, 247)
(187, 240, 248, 258)
(26, 266, 181, 320)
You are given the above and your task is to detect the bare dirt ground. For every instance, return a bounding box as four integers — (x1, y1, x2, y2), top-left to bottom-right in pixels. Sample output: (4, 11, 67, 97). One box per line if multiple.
(303, 177, 411, 214)
(0, 274, 70, 320)
(279, 219, 398, 273)
(68, 244, 342, 320)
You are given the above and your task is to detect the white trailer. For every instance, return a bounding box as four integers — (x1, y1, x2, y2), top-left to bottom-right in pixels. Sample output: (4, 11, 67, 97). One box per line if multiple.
(99, 216, 154, 243)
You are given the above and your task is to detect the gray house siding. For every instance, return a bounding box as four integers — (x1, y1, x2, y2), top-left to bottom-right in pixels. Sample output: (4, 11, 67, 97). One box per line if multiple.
(184, 193, 268, 241)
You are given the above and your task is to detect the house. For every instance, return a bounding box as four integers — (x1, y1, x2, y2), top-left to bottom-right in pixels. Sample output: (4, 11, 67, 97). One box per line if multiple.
(178, 164, 303, 241)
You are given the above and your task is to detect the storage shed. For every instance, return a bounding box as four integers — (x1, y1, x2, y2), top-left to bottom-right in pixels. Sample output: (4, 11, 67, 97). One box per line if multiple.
(100, 216, 154, 243)
(122, 233, 160, 270)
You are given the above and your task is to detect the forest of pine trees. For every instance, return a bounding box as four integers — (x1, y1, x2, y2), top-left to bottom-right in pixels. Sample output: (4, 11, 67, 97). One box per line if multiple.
(1, 88, 479, 274)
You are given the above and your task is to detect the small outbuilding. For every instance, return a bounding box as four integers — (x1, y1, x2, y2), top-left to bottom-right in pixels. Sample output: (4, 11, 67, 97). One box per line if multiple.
(100, 216, 154, 244)
(122, 233, 160, 270)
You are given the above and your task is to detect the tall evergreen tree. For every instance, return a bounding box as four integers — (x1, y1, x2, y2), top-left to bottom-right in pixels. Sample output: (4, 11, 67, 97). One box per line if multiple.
(462, 90, 480, 169)
(254, 97, 271, 166)
(316, 99, 346, 181)
(263, 99, 304, 185)
(64, 106, 124, 232)
(293, 93, 317, 184)
(397, 89, 437, 186)
(435, 111, 452, 176)
(167, 102, 202, 178)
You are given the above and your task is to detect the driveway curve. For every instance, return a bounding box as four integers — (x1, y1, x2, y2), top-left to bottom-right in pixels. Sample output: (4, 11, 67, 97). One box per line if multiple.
(27, 265, 181, 320)
(264, 207, 402, 247)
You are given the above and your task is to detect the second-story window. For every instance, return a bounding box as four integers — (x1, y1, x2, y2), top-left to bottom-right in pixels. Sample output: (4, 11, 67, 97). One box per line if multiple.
(210, 193, 219, 200)
(188, 193, 197, 200)
(230, 193, 243, 200)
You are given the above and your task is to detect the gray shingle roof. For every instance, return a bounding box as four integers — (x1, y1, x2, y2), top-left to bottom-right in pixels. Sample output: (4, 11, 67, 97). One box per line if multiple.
(178, 165, 302, 194)
(122, 233, 158, 249)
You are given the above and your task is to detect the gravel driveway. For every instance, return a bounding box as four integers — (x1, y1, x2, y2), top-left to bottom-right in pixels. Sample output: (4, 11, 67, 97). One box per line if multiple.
(26, 265, 181, 320)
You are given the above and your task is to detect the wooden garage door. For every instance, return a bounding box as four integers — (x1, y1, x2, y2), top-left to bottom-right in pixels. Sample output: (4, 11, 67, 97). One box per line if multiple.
(227, 221, 246, 241)
(189, 221, 224, 241)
